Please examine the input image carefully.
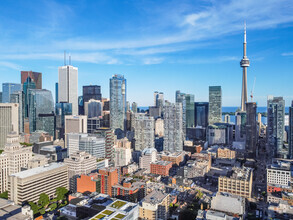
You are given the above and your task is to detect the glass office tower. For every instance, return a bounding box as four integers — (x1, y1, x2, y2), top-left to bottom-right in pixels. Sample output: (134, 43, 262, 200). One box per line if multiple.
(208, 86, 222, 125)
(2, 83, 22, 103)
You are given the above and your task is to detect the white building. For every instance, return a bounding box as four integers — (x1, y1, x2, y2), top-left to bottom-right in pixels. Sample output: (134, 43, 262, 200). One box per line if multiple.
(267, 160, 292, 187)
(131, 113, 155, 151)
(58, 65, 78, 115)
(155, 118, 164, 137)
(163, 102, 183, 152)
(65, 115, 87, 134)
(0, 133, 32, 193)
(67, 133, 105, 158)
(139, 147, 157, 173)
(9, 163, 68, 205)
(0, 103, 19, 150)
(113, 138, 132, 167)
(64, 151, 97, 192)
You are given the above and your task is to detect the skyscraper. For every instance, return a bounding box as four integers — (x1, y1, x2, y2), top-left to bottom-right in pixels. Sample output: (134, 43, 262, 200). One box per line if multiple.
(29, 89, 55, 137)
(175, 91, 186, 136)
(131, 113, 155, 151)
(186, 94, 195, 128)
(55, 102, 72, 139)
(0, 104, 19, 149)
(2, 83, 22, 103)
(84, 99, 103, 118)
(267, 96, 285, 158)
(246, 102, 257, 157)
(208, 86, 222, 125)
(163, 102, 183, 152)
(240, 23, 250, 112)
(58, 65, 78, 115)
(10, 91, 24, 134)
(83, 85, 102, 103)
(154, 91, 164, 112)
(21, 71, 42, 89)
(194, 102, 209, 127)
(132, 102, 138, 113)
(23, 77, 36, 117)
(289, 101, 293, 159)
(110, 74, 126, 130)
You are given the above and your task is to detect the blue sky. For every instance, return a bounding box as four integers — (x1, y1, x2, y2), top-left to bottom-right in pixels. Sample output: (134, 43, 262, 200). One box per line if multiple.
(0, 0, 293, 106)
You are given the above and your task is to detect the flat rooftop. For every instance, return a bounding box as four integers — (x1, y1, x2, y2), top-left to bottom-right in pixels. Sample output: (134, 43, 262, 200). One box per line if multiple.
(10, 163, 66, 179)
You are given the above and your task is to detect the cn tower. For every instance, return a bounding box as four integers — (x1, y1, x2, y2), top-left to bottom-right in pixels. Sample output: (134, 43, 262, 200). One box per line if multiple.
(240, 22, 250, 112)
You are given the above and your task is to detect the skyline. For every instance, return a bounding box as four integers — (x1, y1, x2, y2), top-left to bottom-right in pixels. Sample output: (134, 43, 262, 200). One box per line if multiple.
(0, 0, 293, 106)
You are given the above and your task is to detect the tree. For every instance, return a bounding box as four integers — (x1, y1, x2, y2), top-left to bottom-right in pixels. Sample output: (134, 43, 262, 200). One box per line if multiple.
(49, 203, 57, 211)
(56, 187, 68, 202)
(0, 191, 8, 199)
(29, 201, 39, 215)
(196, 190, 203, 199)
(38, 193, 49, 208)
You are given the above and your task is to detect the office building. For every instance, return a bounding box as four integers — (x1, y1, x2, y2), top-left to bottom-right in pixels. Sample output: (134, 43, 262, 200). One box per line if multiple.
(235, 111, 247, 142)
(2, 83, 22, 103)
(83, 85, 101, 103)
(10, 91, 24, 134)
(218, 167, 253, 198)
(65, 115, 87, 134)
(28, 89, 55, 137)
(58, 65, 78, 115)
(132, 102, 138, 113)
(21, 71, 42, 89)
(9, 163, 68, 205)
(131, 113, 155, 151)
(217, 147, 236, 159)
(23, 76, 36, 118)
(139, 189, 170, 220)
(267, 160, 292, 192)
(194, 102, 209, 128)
(87, 117, 103, 134)
(209, 86, 222, 124)
(94, 128, 115, 164)
(246, 102, 257, 156)
(84, 99, 103, 118)
(163, 102, 183, 152)
(240, 24, 250, 112)
(0, 103, 19, 149)
(110, 75, 126, 130)
(139, 147, 157, 172)
(267, 96, 285, 158)
(0, 133, 32, 193)
(67, 133, 105, 158)
(150, 161, 172, 176)
(207, 123, 233, 146)
(64, 151, 97, 192)
(55, 102, 72, 139)
(113, 138, 132, 167)
(289, 101, 293, 159)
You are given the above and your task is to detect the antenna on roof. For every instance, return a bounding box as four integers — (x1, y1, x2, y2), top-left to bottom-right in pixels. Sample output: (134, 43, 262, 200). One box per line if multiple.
(69, 55, 71, 65)
(64, 50, 66, 66)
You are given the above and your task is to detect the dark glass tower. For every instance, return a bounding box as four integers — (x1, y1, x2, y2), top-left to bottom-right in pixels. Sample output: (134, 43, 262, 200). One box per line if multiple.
(194, 102, 209, 128)
(245, 102, 257, 157)
(83, 85, 102, 102)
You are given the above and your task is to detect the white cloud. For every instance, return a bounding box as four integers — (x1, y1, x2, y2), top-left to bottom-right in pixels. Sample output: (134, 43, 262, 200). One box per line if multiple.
(143, 57, 165, 65)
(282, 52, 293, 56)
(0, 61, 21, 70)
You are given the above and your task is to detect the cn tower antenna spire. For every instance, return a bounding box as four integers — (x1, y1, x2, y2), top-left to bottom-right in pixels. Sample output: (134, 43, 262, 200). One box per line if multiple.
(240, 21, 250, 111)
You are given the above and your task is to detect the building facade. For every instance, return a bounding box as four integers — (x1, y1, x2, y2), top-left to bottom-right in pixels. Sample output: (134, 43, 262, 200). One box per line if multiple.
(208, 86, 222, 125)
(2, 83, 22, 103)
(58, 65, 78, 115)
(21, 71, 42, 89)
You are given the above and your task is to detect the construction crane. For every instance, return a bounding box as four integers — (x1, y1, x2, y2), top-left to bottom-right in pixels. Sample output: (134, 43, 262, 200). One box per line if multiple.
(250, 77, 256, 101)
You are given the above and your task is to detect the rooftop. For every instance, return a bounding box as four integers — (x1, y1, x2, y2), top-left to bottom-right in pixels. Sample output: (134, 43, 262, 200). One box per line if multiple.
(151, 160, 172, 166)
(143, 190, 167, 205)
(10, 163, 66, 179)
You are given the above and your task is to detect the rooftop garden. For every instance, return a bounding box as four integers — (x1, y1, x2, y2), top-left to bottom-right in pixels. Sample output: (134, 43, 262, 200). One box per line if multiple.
(110, 201, 127, 209)
(93, 214, 106, 219)
(102, 210, 114, 215)
(0, 150, 3, 155)
(114, 214, 126, 219)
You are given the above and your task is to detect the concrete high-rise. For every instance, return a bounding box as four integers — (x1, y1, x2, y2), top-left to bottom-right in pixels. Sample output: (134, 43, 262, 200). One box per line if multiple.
(10, 91, 24, 134)
(267, 96, 285, 158)
(2, 83, 22, 103)
(58, 65, 78, 115)
(246, 102, 257, 157)
(163, 102, 183, 152)
(0, 104, 19, 150)
(131, 113, 155, 151)
(21, 71, 42, 89)
(289, 101, 293, 159)
(208, 86, 222, 125)
(83, 85, 102, 103)
(240, 23, 250, 111)
(110, 75, 126, 130)
(84, 99, 103, 118)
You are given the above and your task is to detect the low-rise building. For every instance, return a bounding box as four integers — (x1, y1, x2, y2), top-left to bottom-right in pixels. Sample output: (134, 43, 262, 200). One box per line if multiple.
(139, 147, 157, 173)
(217, 147, 236, 159)
(112, 181, 146, 203)
(158, 151, 184, 166)
(218, 167, 253, 199)
(139, 189, 170, 220)
(150, 161, 172, 176)
(9, 163, 69, 205)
